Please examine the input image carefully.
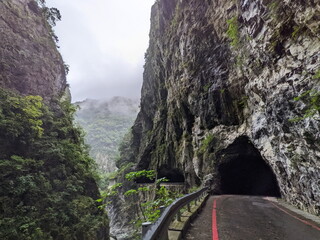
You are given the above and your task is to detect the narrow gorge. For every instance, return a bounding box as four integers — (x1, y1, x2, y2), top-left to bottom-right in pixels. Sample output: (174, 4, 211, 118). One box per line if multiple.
(1, 0, 320, 239)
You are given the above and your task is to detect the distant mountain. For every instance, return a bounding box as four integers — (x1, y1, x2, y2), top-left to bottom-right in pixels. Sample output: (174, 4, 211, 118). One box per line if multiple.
(75, 97, 139, 173)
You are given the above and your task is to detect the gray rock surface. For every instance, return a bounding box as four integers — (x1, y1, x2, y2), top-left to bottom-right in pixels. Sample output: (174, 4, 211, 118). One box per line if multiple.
(0, 0, 66, 100)
(125, 0, 320, 217)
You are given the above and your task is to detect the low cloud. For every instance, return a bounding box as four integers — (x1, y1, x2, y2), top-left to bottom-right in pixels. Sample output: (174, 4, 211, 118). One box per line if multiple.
(49, 0, 154, 102)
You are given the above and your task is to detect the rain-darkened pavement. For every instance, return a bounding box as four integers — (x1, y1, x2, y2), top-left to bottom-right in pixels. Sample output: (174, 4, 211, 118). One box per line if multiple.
(185, 195, 320, 240)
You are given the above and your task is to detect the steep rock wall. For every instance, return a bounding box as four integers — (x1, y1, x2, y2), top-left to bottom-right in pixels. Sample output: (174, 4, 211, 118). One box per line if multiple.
(0, 0, 66, 100)
(0, 1, 109, 239)
(127, 0, 320, 216)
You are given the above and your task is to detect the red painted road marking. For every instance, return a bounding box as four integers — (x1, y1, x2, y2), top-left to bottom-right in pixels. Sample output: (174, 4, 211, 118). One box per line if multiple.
(270, 201, 320, 231)
(212, 199, 219, 240)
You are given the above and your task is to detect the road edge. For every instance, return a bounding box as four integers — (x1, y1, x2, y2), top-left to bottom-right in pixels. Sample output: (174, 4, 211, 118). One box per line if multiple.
(265, 197, 320, 226)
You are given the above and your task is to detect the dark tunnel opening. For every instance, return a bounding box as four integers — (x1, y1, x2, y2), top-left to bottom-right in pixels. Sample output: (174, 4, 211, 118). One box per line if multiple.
(157, 165, 185, 183)
(217, 136, 281, 197)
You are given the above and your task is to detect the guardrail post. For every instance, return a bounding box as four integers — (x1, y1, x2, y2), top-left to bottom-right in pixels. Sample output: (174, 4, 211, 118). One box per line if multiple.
(177, 209, 181, 222)
(142, 187, 208, 239)
(142, 222, 152, 237)
(163, 230, 169, 240)
(159, 206, 166, 215)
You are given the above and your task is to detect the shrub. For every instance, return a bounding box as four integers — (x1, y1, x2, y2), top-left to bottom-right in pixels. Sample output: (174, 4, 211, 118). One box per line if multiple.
(226, 16, 239, 47)
(0, 88, 108, 240)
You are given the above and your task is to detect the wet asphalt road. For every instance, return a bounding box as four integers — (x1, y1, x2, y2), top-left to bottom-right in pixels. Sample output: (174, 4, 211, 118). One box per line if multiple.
(185, 195, 320, 240)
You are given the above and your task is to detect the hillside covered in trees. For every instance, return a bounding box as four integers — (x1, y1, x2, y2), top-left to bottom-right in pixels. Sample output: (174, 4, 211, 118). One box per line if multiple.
(75, 97, 139, 174)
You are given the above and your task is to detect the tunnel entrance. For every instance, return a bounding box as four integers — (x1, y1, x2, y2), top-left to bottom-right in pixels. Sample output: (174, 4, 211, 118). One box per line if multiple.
(157, 165, 185, 183)
(217, 136, 281, 197)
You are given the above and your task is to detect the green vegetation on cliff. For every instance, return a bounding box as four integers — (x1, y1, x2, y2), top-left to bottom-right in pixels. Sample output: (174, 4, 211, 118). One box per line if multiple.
(226, 16, 240, 47)
(0, 88, 108, 240)
(292, 89, 320, 121)
(102, 169, 180, 239)
(290, 70, 320, 122)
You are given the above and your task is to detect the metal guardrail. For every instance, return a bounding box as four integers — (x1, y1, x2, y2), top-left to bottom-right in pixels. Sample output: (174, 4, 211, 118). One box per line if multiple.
(142, 187, 208, 240)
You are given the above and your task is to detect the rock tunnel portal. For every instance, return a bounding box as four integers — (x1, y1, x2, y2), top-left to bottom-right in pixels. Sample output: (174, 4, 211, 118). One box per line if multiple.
(157, 165, 185, 183)
(217, 136, 281, 197)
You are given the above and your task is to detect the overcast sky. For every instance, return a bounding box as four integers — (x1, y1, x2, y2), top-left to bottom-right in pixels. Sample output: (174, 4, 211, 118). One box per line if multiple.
(48, 0, 155, 102)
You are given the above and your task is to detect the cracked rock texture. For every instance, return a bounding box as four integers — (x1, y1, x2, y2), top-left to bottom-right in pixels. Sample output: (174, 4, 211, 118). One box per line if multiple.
(0, 0, 66, 101)
(116, 0, 320, 227)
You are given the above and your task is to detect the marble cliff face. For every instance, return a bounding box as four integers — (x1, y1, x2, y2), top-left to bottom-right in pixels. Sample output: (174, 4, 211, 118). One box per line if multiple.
(0, 0, 67, 101)
(122, 0, 320, 218)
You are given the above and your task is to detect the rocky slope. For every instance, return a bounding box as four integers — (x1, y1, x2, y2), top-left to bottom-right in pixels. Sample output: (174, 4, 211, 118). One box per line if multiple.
(75, 97, 139, 173)
(0, 0, 108, 239)
(122, 0, 320, 220)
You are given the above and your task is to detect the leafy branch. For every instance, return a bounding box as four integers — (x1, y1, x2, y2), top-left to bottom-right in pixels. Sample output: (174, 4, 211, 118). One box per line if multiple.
(125, 169, 156, 181)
